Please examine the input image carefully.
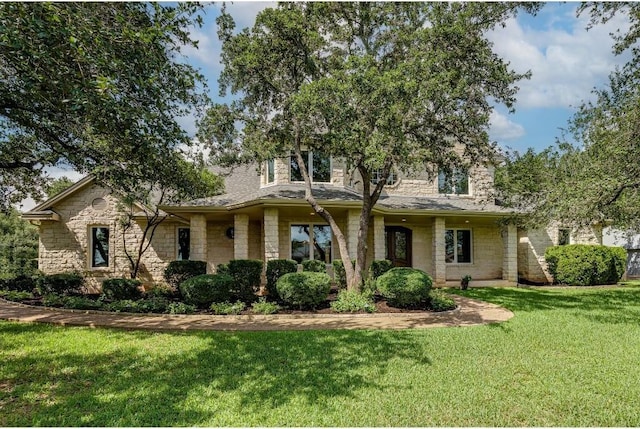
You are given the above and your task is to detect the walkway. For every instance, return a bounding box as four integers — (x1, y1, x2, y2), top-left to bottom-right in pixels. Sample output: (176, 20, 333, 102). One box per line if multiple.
(0, 295, 513, 331)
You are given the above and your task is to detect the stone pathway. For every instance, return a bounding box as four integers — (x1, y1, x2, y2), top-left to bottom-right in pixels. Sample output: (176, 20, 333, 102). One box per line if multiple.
(0, 295, 513, 331)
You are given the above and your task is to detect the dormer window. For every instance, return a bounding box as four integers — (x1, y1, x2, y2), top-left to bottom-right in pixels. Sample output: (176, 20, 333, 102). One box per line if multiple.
(291, 151, 330, 183)
(438, 168, 469, 195)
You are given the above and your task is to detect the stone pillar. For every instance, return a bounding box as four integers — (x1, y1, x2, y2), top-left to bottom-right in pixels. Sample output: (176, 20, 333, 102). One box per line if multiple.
(502, 223, 518, 283)
(432, 217, 446, 286)
(374, 216, 385, 260)
(234, 213, 250, 260)
(190, 214, 207, 267)
(347, 209, 360, 259)
(264, 208, 279, 261)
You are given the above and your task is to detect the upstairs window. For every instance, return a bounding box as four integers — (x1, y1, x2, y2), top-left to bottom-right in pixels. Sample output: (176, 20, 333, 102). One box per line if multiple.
(266, 159, 275, 184)
(91, 227, 109, 268)
(438, 168, 469, 195)
(290, 151, 330, 183)
(177, 227, 190, 260)
(371, 168, 398, 186)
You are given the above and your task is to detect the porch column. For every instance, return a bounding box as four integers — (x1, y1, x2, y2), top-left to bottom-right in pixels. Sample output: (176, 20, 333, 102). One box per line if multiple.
(432, 217, 446, 286)
(264, 208, 279, 261)
(347, 209, 360, 258)
(502, 223, 518, 283)
(190, 214, 208, 269)
(374, 215, 386, 260)
(234, 214, 249, 259)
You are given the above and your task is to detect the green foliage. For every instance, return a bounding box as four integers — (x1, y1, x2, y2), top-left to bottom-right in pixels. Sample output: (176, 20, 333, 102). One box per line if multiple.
(0, 274, 37, 292)
(330, 290, 376, 313)
(166, 301, 195, 315)
(216, 263, 230, 276)
(144, 283, 175, 299)
(276, 272, 331, 310)
(544, 245, 627, 286)
(36, 272, 84, 295)
(227, 259, 263, 302)
(370, 259, 393, 279)
(104, 299, 140, 313)
(428, 290, 457, 312)
(58, 295, 103, 311)
(0, 209, 38, 278)
(0, 289, 34, 301)
(43, 176, 74, 199)
(250, 297, 280, 315)
(265, 259, 298, 299)
(179, 274, 234, 308)
(135, 297, 171, 314)
(332, 260, 354, 290)
(101, 278, 142, 300)
(210, 301, 245, 315)
(163, 260, 207, 289)
(301, 259, 326, 273)
(377, 268, 433, 308)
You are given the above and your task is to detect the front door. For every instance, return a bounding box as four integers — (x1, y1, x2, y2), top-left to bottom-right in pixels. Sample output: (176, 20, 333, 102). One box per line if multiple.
(385, 226, 412, 267)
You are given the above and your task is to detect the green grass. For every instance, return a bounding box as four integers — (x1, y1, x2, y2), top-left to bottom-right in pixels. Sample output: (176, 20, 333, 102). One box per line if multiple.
(2, 286, 640, 426)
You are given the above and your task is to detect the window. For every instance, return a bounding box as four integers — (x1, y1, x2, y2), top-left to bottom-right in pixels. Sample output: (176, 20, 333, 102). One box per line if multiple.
(177, 227, 190, 260)
(445, 229, 472, 263)
(558, 228, 570, 246)
(290, 151, 330, 183)
(290, 224, 332, 264)
(266, 159, 275, 184)
(91, 227, 109, 268)
(438, 168, 469, 195)
(371, 168, 398, 186)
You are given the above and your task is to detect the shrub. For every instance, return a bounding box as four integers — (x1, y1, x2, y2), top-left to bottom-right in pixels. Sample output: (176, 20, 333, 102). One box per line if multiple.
(1, 275, 37, 292)
(302, 259, 326, 273)
(136, 297, 171, 313)
(216, 263, 230, 276)
(179, 274, 233, 308)
(101, 278, 142, 300)
(166, 302, 195, 314)
(163, 260, 206, 289)
(36, 272, 84, 295)
(545, 244, 627, 286)
(60, 295, 103, 311)
(251, 297, 280, 314)
(370, 259, 393, 279)
(0, 290, 34, 301)
(332, 259, 354, 289)
(266, 259, 298, 298)
(144, 283, 175, 299)
(227, 259, 263, 302)
(42, 293, 65, 307)
(276, 272, 331, 309)
(330, 290, 376, 313)
(428, 290, 457, 312)
(105, 299, 139, 313)
(377, 267, 432, 308)
(210, 300, 245, 315)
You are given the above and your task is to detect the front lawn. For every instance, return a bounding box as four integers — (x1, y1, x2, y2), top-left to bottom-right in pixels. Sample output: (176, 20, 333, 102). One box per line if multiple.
(1, 286, 640, 426)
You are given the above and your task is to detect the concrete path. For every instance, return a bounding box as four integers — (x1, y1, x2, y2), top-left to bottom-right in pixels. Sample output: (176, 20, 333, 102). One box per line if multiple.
(0, 295, 513, 331)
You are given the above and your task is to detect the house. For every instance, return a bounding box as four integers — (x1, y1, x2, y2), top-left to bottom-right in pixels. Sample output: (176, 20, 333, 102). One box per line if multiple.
(22, 153, 602, 291)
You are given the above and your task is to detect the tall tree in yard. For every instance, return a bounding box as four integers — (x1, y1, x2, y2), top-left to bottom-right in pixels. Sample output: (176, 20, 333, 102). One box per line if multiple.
(200, 2, 538, 289)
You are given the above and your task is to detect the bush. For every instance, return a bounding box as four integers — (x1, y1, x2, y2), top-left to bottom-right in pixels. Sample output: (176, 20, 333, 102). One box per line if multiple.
(60, 295, 103, 311)
(302, 259, 326, 273)
(545, 244, 627, 286)
(144, 283, 175, 299)
(332, 259, 355, 289)
(136, 297, 171, 313)
(0, 275, 37, 292)
(216, 263, 230, 276)
(377, 267, 432, 308)
(179, 274, 233, 308)
(210, 300, 245, 315)
(105, 299, 139, 313)
(251, 297, 280, 314)
(266, 259, 298, 299)
(227, 259, 263, 302)
(166, 302, 195, 314)
(370, 259, 393, 279)
(428, 290, 457, 312)
(330, 290, 376, 313)
(0, 290, 34, 301)
(36, 272, 84, 295)
(276, 272, 331, 309)
(163, 260, 206, 289)
(101, 278, 142, 300)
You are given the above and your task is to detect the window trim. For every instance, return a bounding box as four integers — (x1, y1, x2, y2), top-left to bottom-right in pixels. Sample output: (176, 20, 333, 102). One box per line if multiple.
(290, 151, 331, 184)
(89, 225, 110, 270)
(445, 228, 473, 264)
(176, 226, 191, 260)
(438, 168, 470, 195)
(289, 222, 333, 264)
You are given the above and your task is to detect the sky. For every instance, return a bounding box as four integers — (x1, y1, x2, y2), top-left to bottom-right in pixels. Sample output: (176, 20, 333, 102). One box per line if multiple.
(43, 1, 633, 190)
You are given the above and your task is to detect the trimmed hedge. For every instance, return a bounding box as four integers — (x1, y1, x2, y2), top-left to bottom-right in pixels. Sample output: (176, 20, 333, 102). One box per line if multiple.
(163, 260, 206, 289)
(377, 267, 432, 308)
(36, 272, 84, 295)
(266, 259, 298, 298)
(370, 259, 393, 279)
(101, 278, 142, 300)
(276, 272, 331, 309)
(227, 259, 263, 302)
(179, 274, 234, 308)
(302, 259, 326, 273)
(0, 275, 36, 292)
(545, 244, 626, 286)
(332, 259, 355, 289)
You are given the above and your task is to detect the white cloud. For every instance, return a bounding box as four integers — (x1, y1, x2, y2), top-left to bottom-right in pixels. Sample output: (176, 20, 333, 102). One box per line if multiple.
(489, 111, 525, 141)
(489, 7, 632, 109)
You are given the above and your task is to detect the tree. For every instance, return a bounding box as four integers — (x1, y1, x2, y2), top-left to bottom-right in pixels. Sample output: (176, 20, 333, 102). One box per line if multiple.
(0, 209, 38, 279)
(200, 2, 538, 289)
(0, 2, 210, 211)
(496, 3, 640, 231)
(43, 177, 75, 200)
